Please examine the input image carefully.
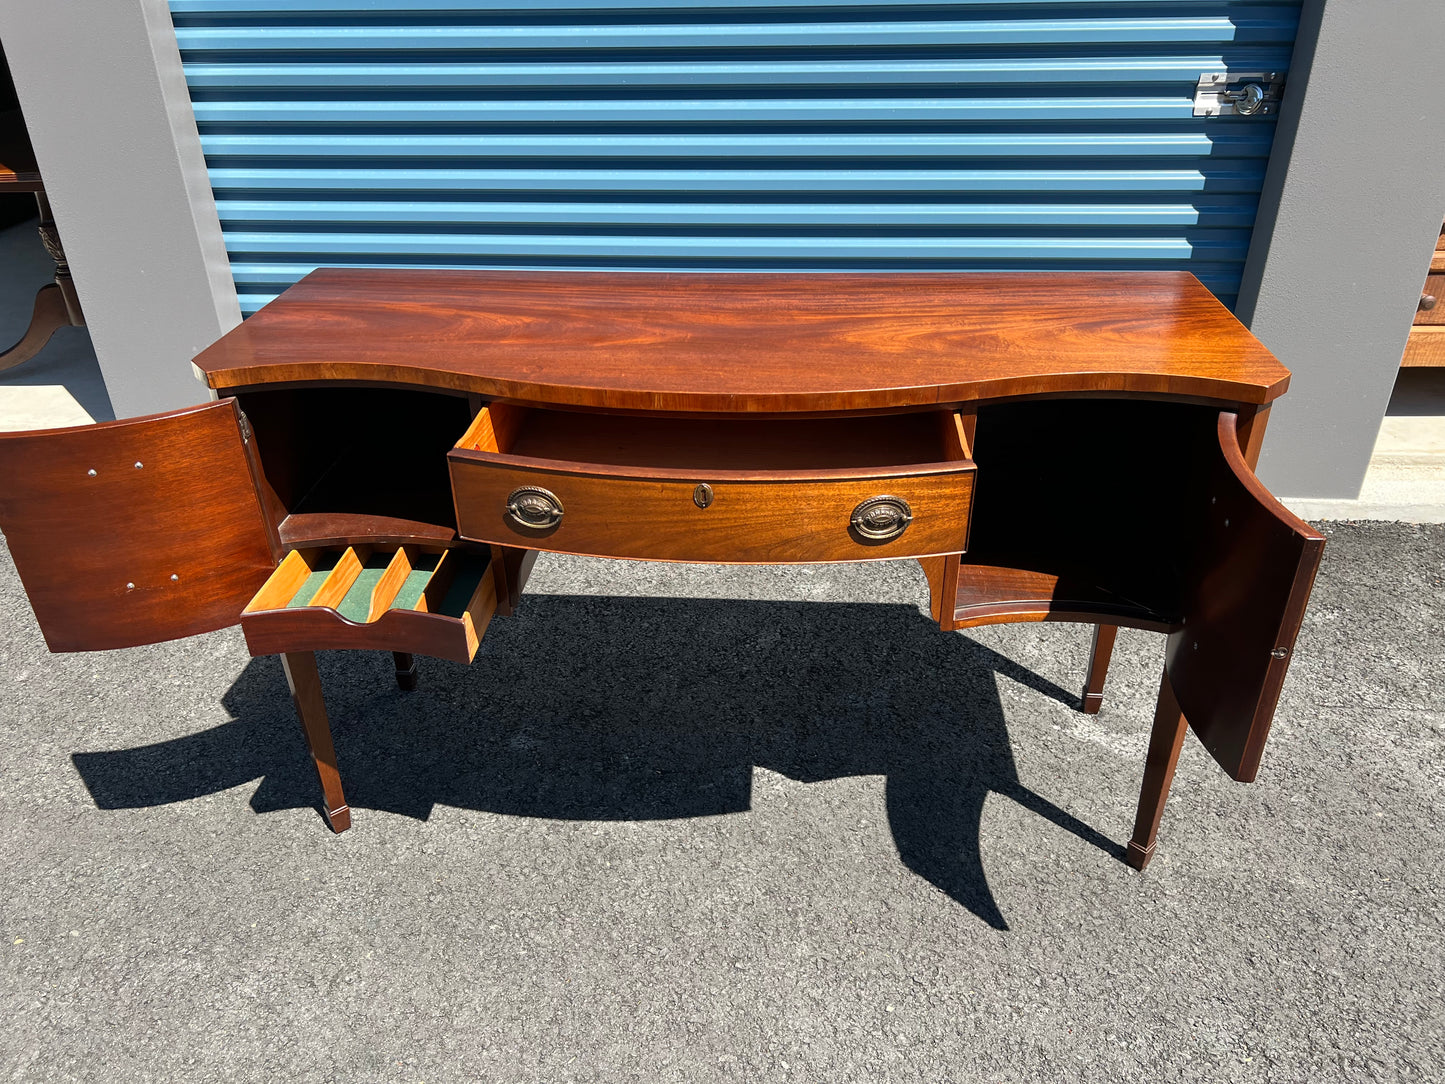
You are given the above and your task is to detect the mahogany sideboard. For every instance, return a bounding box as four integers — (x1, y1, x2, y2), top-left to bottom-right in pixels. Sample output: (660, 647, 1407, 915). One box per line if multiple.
(0, 270, 1324, 872)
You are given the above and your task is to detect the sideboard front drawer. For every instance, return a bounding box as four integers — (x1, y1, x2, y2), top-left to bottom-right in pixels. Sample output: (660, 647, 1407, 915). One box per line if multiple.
(448, 406, 974, 563)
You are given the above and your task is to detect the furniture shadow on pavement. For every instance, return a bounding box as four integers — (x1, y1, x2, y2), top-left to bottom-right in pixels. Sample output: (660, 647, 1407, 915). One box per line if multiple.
(71, 596, 1124, 930)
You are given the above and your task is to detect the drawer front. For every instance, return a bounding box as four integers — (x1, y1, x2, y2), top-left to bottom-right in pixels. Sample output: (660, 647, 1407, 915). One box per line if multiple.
(449, 458, 974, 563)
(241, 544, 496, 663)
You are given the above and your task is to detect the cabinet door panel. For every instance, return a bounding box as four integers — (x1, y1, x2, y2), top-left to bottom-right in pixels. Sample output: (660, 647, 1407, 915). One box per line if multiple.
(0, 400, 276, 652)
(1166, 412, 1325, 782)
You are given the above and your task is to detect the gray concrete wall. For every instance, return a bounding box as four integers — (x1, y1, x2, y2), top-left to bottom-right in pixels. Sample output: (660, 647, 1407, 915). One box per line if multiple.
(1238, 0, 1445, 498)
(0, 0, 239, 418)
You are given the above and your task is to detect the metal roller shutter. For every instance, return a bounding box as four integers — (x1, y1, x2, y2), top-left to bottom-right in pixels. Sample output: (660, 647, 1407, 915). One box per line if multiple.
(167, 0, 1300, 315)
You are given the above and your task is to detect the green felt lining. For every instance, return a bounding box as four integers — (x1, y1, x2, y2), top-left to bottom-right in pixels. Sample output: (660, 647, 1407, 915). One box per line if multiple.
(390, 553, 441, 612)
(286, 553, 341, 608)
(336, 554, 393, 622)
(282, 549, 488, 620)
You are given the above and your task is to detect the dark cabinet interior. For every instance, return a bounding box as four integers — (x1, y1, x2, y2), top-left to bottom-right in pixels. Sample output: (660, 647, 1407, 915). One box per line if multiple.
(960, 398, 1219, 629)
(236, 385, 473, 543)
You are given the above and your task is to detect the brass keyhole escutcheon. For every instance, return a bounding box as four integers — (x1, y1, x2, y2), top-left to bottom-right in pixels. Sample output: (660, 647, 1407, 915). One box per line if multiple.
(849, 495, 912, 543)
(693, 483, 714, 509)
(505, 485, 565, 531)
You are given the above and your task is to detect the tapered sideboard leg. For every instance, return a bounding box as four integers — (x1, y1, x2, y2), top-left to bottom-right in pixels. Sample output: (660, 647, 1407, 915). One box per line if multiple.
(1081, 623, 1118, 714)
(489, 544, 538, 617)
(1126, 667, 1188, 870)
(280, 651, 351, 833)
(392, 651, 418, 691)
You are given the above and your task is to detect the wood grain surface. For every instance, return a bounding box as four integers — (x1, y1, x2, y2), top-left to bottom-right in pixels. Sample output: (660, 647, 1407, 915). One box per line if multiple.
(194, 269, 1290, 412)
(449, 403, 975, 562)
(242, 545, 496, 664)
(1165, 411, 1326, 783)
(0, 400, 276, 652)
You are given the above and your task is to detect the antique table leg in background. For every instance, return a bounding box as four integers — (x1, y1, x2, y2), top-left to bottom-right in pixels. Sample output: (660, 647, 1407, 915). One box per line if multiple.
(392, 651, 418, 691)
(0, 193, 86, 371)
(281, 651, 351, 833)
(1126, 667, 1189, 870)
(1081, 623, 1118, 714)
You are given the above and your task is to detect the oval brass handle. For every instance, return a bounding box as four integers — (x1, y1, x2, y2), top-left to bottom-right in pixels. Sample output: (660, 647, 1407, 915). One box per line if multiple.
(1421, 292, 1438, 312)
(850, 495, 912, 543)
(505, 485, 564, 530)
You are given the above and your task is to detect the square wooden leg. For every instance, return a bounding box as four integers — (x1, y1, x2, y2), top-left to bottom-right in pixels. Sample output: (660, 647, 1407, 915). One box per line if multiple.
(1126, 667, 1188, 870)
(392, 651, 418, 691)
(1081, 623, 1118, 714)
(919, 553, 961, 631)
(489, 544, 537, 617)
(280, 652, 351, 833)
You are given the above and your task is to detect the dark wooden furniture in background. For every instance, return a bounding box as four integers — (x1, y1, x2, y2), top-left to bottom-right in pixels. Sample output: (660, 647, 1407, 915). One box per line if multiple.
(0, 108, 85, 371)
(0, 270, 1324, 871)
(1404, 219, 1445, 368)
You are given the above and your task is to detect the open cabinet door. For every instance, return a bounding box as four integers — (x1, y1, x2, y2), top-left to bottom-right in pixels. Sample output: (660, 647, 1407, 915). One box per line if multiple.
(1166, 412, 1325, 782)
(0, 399, 277, 652)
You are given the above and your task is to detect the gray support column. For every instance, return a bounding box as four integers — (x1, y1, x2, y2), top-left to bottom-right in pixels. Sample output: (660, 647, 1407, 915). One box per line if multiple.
(1236, 0, 1445, 498)
(0, 0, 239, 418)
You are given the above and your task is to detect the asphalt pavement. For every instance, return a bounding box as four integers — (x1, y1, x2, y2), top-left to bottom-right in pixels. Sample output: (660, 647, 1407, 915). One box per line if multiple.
(1, 522, 1441, 1083)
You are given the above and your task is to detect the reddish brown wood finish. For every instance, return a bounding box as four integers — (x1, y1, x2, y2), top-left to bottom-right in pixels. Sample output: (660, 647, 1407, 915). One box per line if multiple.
(459, 399, 539, 617)
(1126, 667, 1189, 871)
(0, 283, 73, 371)
(951, 566, 1177, 633)
(489, 546, 537, 617)
(0, 400, 276, 652)
(243, 595, 493, 663)
(1166, 413, 1326, 782)
(449, 405, 975, 563)
(919, 554, 963, 630)
(241, 548, 497, 664)
(454, 462, 973, 564)
(1081, 624, 1119, 714)
(281, 651, 350, 833)
(1235, 405, 1270, 470)
(278, 512, 457, 550)
(194, 269, 1290, 412)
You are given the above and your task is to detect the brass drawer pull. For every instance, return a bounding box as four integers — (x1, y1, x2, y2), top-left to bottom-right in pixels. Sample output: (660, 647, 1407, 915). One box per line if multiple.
(850, 495, 912, 543)
(506, 485, 565, 530)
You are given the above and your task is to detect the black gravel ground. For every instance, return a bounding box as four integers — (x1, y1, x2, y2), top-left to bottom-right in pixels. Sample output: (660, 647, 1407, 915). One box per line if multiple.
(1, 523, 1441, 1083)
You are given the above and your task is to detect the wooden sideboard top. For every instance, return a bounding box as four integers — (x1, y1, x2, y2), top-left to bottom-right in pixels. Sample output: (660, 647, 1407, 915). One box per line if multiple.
(194, 269, 1290, 413)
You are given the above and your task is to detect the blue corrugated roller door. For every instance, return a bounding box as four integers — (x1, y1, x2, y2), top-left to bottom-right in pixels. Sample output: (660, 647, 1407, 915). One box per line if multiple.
(167, 0, 1299, 315)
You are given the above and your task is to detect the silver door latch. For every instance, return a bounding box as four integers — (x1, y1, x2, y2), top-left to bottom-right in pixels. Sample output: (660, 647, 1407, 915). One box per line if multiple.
(1193, 72, 1285, 117)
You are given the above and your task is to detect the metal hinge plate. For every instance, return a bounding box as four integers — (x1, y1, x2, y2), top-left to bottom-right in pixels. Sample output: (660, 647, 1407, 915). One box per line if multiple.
(237, 411, 253, 445)
(1193, 71, 1286, 117)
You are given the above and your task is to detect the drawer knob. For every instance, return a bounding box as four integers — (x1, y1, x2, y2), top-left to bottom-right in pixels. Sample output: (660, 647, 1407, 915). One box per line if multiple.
(850, 495, 912, 543)
(505, 486, 565, 531)
(1421, 292, 1438, 312)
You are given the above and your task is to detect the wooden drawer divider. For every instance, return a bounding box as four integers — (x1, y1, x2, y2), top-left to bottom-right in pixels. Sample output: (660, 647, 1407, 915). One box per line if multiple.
(241, 544, 495, 663)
